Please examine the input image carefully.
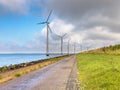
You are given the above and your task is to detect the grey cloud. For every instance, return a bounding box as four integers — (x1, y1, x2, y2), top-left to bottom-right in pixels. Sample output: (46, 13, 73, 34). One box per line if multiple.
(43, 0, 120, 34)
(46, 0, 119, 21)
(85, 32, 117, 41)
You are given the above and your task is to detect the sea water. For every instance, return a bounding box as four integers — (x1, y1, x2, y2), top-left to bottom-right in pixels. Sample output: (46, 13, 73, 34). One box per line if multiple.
(0, 54, 60, 67)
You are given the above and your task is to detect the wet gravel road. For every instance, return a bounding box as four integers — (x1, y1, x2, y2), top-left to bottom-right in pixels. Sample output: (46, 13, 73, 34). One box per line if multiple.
(0, 55, 76, 90)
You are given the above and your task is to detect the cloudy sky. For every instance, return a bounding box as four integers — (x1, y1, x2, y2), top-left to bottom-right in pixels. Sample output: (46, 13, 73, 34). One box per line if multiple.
(0, 0, 120, 53)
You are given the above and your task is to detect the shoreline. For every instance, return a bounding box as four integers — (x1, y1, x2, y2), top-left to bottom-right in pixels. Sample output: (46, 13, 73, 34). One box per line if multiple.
(0, 55, 70, 84)
(0, 55, 68, 72)
(0, 54, 63, 68)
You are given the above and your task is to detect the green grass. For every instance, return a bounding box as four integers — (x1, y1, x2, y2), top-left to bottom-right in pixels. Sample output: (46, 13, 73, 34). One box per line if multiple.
(15, 73, 22, 77)
(77, 53, 120, 90)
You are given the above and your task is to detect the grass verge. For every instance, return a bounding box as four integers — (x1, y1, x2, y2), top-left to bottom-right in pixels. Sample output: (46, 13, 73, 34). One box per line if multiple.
(77, 53, 120, 90)
(0, 55, 70, 84)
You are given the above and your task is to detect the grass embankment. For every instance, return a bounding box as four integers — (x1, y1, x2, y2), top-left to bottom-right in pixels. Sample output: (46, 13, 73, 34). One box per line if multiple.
(77, 54, 120, 90)
(0, 55, 69, 84)
(86, 44, 120, 54)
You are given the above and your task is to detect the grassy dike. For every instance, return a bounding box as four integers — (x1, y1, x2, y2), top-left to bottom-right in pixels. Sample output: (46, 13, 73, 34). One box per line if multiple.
(0, 55, 70, 84)
(77, 53, 120, 90)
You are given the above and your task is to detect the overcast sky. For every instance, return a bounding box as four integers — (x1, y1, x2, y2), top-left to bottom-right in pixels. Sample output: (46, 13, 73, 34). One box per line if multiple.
(0, 0, 120, 53)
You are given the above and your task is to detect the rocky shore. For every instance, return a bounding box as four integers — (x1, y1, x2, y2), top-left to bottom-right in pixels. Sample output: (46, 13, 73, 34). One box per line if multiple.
(0, 55, 68, 73)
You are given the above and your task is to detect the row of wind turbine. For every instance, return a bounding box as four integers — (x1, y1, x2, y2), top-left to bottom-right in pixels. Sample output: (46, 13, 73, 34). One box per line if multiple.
(37, 10, 67, 56)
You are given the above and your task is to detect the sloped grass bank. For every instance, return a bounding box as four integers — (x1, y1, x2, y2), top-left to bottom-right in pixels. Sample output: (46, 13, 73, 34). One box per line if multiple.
(77, 54, 120, 90)
(0, 55, 70, 84)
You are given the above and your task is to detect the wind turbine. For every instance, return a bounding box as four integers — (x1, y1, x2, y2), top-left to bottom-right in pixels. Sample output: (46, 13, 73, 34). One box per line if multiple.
(37, 10, 52, 56)
(80, 44, 82, 52)
(47, 26, 67, 55)
(74, 42, 76, 54)
(86, 45, 91, 51)
(56, 33, 67, 55)
(60, 34, 67, 55)
(47, 25, 67, 55)
(67, 39, 70, 55)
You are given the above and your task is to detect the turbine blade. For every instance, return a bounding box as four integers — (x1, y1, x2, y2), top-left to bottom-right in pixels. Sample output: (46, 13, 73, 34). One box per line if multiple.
(58, 35, 61, 38)
(46, 10, 52, 22)
(55, 33, 61, 37)
(37, 22, 46, 24)
(48, 25, 52, 33)
(48, 25, 61, 37)
(63, 33, 67, 37)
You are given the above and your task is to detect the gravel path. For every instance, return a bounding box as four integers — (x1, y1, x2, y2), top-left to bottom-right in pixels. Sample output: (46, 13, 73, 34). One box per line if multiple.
(0, 55, 76, 90)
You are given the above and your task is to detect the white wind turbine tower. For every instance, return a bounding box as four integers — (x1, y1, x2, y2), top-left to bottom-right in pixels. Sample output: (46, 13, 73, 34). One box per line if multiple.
(67, 39, 70, 55)
(74, 42, 76, 54)
(58, 33, 67, 55)
(37, 10, 52, 56)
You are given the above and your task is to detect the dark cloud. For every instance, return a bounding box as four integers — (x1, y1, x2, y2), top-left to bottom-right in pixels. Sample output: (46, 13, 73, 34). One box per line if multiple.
(43, 0, 120, 34)
(46, 0, 119, 20)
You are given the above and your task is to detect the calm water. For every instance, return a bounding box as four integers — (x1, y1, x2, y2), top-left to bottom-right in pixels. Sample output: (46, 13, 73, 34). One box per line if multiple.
(0, 54, 60, 67)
